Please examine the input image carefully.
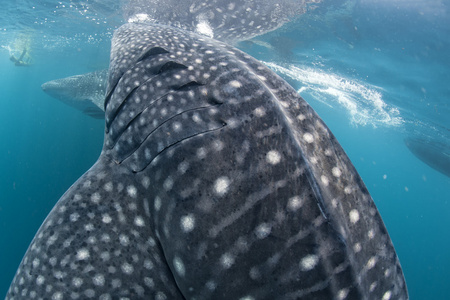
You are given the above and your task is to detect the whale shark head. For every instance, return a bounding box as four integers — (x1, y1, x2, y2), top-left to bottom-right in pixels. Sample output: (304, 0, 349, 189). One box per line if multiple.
(6, 20, 407, 300)
(41, 70, 108, 119)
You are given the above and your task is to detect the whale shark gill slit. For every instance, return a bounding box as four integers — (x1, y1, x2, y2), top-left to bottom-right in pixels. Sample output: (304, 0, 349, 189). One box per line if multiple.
(105, 58, 217, 153)
(137, 46, 170, 63)
(105, 59, 185, 131)
(104, 46, 171, 113)
(158, 61, 188, 74)
(175, 81, 205, 91)
(114, 104, 226, 170)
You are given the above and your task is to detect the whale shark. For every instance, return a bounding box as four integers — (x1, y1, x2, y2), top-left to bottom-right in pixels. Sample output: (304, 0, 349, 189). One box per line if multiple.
(122, 0, 312, 42)
(6, 18, 408, 300)
(41, 70, 108, 119)
(405, 135, 450, 178)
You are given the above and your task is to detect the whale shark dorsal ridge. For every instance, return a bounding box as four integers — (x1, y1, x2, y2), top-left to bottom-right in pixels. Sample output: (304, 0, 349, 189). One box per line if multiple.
(6, 21, 408, 300)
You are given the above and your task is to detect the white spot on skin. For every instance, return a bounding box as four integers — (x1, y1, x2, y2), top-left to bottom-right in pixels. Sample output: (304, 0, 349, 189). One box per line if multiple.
(366, 256, 377, 270)
(119, 234, 130, 246)
(164, 177, 173, 191)
(142, 176, 150, 189)
(76, 248, 90, 260)
(253, 107, 266, 117)
(331, 198, 338, 208)
(173, 257, 185, 277)
(255, 223, 271, 239)
(354, 243, 362, 253)
(221, 253, 234, 269)
(287, 196, 303, 211)
(300, 254, 319, 271)
(70, 212, 79, 222)
(303, 133, 314, 143)
(32, 258, 40, 268)
(206, 280, 216, 290)
(144, 259, 154, 270)
(155, 292, 167, 300)
(154, 196, 162, 211)
(49, 257, 57, 266)
(127, 185, 137, 198)
(344, 186, 352, 194)
(36, 275, 45, 285)
(178, 161, 189, 174)
(332, 167, 342, 177)
(102, 214, 112, 224)
(100, 251, 110, 261)
(91, 192, 101, 204)
(52, 292, 63, 300)
(72, 277, 83, 287)
(213, 140, 224, 151)
(297, 114, 306, 121)
(321, 175, 329, 186)
(370, 282, 377, 292)
(134, 216, 145, 227)
(93, 274, 105, 286)
(382, 290, 392, 300)
(121, 262, 134, 274)
(181, 214, 195, 232)
(349, 209, 360, 224)
(266, 150, 281, 165)
(337, 288, 349, 300)
(104, 182, 113, 192)
(229, 80, 242, 88)
(214, 177, 230, 196)
(197, 147, 207, 159)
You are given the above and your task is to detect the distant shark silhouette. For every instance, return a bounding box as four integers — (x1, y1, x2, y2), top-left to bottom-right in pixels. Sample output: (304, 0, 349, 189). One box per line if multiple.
(405, 136, 450, 178)
(41, 70, 107, 119)
(7, 1, 408, 299)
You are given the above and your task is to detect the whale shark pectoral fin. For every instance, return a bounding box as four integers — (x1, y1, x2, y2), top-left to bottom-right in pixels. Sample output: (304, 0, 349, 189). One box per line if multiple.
(82, 104, 105, 119)
(7, 158, 185, 298)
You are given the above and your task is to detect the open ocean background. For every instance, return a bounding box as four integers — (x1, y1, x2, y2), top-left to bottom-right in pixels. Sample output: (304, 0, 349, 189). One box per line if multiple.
(0, 0, 449, 299)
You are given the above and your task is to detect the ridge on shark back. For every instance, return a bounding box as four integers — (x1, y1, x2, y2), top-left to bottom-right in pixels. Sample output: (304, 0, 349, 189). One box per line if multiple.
(7, 4, 408, 300)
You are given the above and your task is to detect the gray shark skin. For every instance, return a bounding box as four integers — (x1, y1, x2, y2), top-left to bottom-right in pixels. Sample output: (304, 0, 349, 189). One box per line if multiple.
(6, 23, 408, 299)
(41, 70, 108, 119)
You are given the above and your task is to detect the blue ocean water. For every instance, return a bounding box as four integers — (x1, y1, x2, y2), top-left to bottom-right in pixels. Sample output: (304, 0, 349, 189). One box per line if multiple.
(0, 0, 449, 299)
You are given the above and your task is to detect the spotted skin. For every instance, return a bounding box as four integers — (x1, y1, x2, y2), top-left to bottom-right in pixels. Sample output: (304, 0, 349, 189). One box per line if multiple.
(6, 23, 408, 299)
